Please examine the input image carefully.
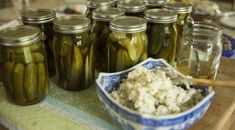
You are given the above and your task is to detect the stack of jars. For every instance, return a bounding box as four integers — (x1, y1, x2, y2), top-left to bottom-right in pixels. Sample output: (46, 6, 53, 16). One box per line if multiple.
(0, 0, 194, 105)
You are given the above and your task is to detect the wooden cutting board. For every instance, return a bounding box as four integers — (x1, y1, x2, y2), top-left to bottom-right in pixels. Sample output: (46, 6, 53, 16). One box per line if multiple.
(190, 57, 235, 130)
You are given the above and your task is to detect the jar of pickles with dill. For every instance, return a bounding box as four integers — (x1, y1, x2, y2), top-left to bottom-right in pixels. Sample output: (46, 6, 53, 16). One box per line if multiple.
(85, 0, 114, 20)
(0, 25, 49, 105)
(92, 8, 124, 72)
(108, 16, 148, 72)
(117, 0, 146, 17)
(21, 9, 56, 77)
(145, 9, 178, 65)
(53, 16, 94, 90)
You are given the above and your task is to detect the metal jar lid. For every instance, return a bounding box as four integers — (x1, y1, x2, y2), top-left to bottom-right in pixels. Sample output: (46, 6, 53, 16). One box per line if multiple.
(117, 0, 146, 13)
(164, 2, 192, 14)
(21, 9, 56, 24)
(86, 0, 114, 8)
(110, 16, 147, 33)
(0, 25, 41, 47)
(92, 7, 124, 21)
(144, 0, 168, 7)
(53, 15, 91, 34)
(144, 9, 177, 23)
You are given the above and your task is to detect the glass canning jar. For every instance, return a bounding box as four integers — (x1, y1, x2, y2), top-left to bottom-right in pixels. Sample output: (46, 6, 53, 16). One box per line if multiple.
(144, 0, 168, 9)
(117, 0, 146, 17)
(177, 22, 222, 80)
(145, 9, 178, 65)
(92, 7, 124, 72)
(53, 16, 94, 90)
(21, 9, 56, 77)
(0, 25, 49, 105)
(108, 16, 148, 72)
(85, 0, 114, 20)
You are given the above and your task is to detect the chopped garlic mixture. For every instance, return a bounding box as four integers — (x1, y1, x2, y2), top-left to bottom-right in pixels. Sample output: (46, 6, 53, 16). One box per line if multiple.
(111, 66, 203, 116)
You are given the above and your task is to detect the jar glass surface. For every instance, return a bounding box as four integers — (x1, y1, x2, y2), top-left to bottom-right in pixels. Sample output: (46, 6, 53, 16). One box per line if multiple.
(176, 22, 222, 79)
(52, 31, 94, 90)
(147, 22, 177, 65)
(0, 41, 49, 105)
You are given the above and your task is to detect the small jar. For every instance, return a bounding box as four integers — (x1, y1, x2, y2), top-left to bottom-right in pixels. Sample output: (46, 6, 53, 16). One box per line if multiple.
(21, 9, 56, 77)
(53, 16, 94, 90)
(144, 0, 168, 9)
(92, 8, 124, 72)
(108, 16, 148, 72)
(85, 0, 114, 20)
(145, 9, 178, 65)
(0, 25, 49, 105)
(117, 0, 146, 17)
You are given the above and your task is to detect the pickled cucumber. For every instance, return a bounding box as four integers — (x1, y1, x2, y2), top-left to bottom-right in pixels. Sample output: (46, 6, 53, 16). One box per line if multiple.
(2, 62, 15, 98)
(37, 63, 47, 97)
(68, 46, 83, 89)
(149, 25, 164, 55)
(3, 52, 44, 63)
(156, 35, 172, 59)
(4, 43, 41, 54)
(12, 63, 27, 104)
(24, 63, 37, 101)
(116, 49, 133, 71)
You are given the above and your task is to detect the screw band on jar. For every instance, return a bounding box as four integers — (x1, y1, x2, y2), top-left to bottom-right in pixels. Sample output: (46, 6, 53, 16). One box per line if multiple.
(92, 7, 125, 22)
(164, 2, 192, 14)
(110, 16, 147, 33)
(144, 9, 178, 23)
(53, 16, 91, 34)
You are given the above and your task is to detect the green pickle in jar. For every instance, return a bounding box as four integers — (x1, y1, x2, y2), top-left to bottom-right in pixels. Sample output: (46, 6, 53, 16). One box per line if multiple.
(53, 16, 94, 90)
(164, 2, 192, 56)
(92, 7, 124, 72)
(144, 0, 168, 9)
(0, 25, 49, 105)
(117, 0, 146, 17)
(21, 9, 56, 77)
(85, 0, 114, 21)
(108, 16, 148, 72)
(145, 9, 178, 65)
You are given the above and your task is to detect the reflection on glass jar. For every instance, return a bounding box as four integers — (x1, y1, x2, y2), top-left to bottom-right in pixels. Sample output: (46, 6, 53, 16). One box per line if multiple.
(85, 0, 114, 21)
(0, 25, 49, 105)
(177, 22, 222, 80)
(92, 7, 124, 72)
(145, 9, 178, 65)
(108, 16, 148, 72)
(117, 0, 146, 17)
(53, 16, 94, 90)
(21, 9, 56, 77)
(144, 0, 168, 9)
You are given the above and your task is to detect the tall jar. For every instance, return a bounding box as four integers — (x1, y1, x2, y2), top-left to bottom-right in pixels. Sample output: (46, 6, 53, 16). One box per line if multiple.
(0, 25, 49, 105)
(164, 2, 192, 47)
(21, 9, 56, 77)
(144, 0, 168, 9)
(85, 0, 114, 20)
(92, 8, 124, 72)
(53, 16, 94, 90)
(145, 9, 178, 65)
(117, 0, 146, 17)
(108, 16, 148, 72)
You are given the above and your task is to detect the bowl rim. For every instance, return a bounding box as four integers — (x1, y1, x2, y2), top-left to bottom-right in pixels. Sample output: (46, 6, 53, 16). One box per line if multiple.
(96, 58, 215, 120)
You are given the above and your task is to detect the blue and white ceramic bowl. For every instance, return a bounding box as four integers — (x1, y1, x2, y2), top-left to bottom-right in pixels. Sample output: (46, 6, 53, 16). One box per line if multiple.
(96, 58, 215, 130)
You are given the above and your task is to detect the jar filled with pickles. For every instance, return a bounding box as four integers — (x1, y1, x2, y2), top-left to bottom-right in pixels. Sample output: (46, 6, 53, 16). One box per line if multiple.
(21, 9, 56, 77)
(144, 0, 168, 9)
(85, 0, 114, 20)
(0, 25, 49, 105)
(117, 0, 146, 17)
(108, 16, 148, 72)
(145, 9, 178, 65)
(92, 8, 124, 72)
(53, 16, 94, 90)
